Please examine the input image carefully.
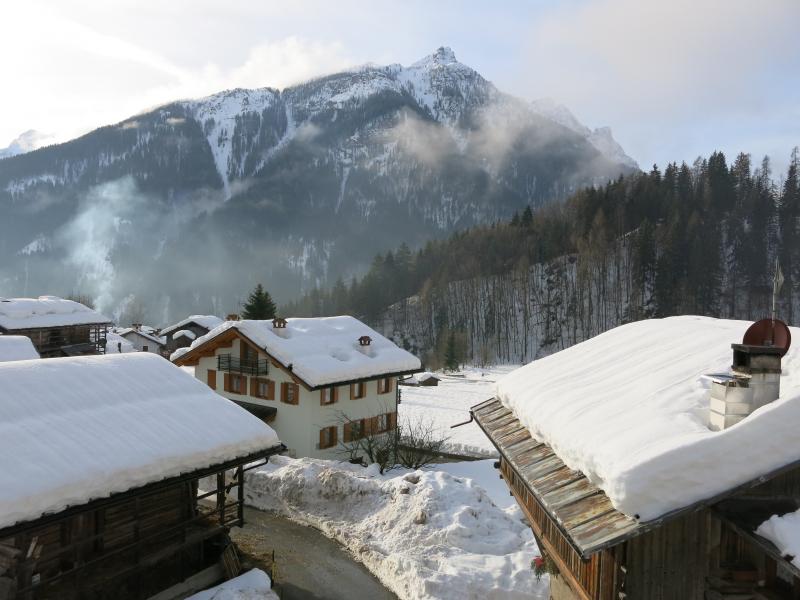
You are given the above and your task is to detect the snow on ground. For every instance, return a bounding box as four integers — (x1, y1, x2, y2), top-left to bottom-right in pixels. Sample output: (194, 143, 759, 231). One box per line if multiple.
(431, 460, 516, 513)
(187, 569, 278, 600)
(498, 316, 800, 521)
(399, 366, 519, 458)
(0, 353, 281, 529)
(756, 509, 800, 568)
(244, 455, 546, 600)
(174, 317, 420, 387)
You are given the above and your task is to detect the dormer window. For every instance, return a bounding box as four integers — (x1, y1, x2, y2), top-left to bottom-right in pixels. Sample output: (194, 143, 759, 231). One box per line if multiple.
(358, 335, 372, 346)
(273, 317, 287, 329)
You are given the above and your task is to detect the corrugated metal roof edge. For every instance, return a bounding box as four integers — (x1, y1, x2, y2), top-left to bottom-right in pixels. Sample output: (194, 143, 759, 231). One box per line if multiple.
(471, 397, 800, 559)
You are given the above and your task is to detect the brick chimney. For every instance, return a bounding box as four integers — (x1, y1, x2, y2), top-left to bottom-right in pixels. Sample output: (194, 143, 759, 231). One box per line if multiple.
(709, 344, 782, 431)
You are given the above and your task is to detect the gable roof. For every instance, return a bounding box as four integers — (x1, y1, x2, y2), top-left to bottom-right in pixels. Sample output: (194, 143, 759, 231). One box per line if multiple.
(117, 327, 165, 346)
(0, 353, 281, 530)
(0, 335, 40, 361)
(496, 316, 800, 522)
(474, 397, 800, 559)
(0, 296, 111, 331)
(172, 316, 421, 388)
(160, 315, 224, 337)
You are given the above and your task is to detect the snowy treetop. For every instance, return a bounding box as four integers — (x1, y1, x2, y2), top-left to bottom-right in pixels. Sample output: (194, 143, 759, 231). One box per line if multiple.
(497, 316, 800, 521)
(0, 353, 281, 529)
(0, 296, 110, 330)
(173, 315, 420, 387)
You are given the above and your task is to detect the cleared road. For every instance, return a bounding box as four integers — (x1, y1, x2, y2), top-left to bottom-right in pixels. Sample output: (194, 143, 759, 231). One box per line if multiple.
(231, 507, 397, 600)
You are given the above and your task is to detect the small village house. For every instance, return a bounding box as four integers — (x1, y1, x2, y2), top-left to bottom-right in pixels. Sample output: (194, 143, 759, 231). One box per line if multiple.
(116, 325, 165, 354)
(472, 316, 800, 600)
(172, 316, 421, 459)
(160, 315, 224, 356)
(0, 352, 284, 600)
(0, 296, 111, 357)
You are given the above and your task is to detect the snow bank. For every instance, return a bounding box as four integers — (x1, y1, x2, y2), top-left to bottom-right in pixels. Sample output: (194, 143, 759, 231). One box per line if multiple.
(186, 569, 278, 600)
(161, 314, 224, 336)
(175, 316, 421, 387)
(497, 316, 800, 521)
(0, 336, 39, 361)
(244, 456, 546, 600)
(756, 510, 800, 567)
(0, 353, 281, 529)
(0, 296, 110, 330)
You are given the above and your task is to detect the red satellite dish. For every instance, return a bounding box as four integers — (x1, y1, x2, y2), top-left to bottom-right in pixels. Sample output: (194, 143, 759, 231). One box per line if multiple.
(742, 318, 792, 356)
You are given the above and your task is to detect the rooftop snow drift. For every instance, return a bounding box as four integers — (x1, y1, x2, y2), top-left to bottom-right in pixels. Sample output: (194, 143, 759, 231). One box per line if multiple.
(160, 314, 224, 336)
(173, 316, 421, 387)
(496, 316, 800, 521)
(0, 353, 281, 529)
(0, 336, 40, 361)
(0, 296, 110, 330)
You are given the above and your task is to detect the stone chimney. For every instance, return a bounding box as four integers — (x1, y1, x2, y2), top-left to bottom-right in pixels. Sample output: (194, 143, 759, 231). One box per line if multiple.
(226, 313, 239, 321)
(709, 343, 783, 431)
(358, 335, 372, 346)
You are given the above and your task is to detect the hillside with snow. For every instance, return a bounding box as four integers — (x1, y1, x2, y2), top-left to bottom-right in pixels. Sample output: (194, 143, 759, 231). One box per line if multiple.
(0, 47, 636, 322)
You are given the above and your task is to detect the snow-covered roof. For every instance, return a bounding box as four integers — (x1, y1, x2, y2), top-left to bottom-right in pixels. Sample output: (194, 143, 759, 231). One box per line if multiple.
(160, 315, 224, 336)
(173, 329, 196, 341)
(105, 332, 136, 354)
(117, 327, 165, 346)
(0, 353, 281, 530)
(173, 316, 421, 387)
(756, 509, 800, 568)
(497, 316, 800, 521)
(0, 296, 110, 331)
(0, 336, 39, 362)
(418, 372, 440, 381)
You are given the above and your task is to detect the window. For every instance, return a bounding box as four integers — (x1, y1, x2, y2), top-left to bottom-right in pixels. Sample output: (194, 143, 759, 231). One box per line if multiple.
(281, 382, 300, 405)
(377, 377, 392, 394)
(319, 426, 337, 449)
(351, 419, 364, 440)
(350, 381, 366, 399)
(224, 373, 245, 394)
(320, 387, 337, 405)
(231, 374, 244, 394)
(142, 345, 149, 353)
(252, 378, 274, 400)
(376, 413, 389, 433)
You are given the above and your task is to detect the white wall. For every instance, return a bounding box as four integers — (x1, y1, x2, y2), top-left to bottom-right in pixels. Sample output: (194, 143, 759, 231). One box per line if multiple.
(121, 331, 162, 353)
(195, 337, 399, 459)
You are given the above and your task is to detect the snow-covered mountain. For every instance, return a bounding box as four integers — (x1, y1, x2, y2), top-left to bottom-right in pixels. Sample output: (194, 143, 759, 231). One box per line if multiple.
(0, 130, 56, 159)
(0, 47, 639, 323)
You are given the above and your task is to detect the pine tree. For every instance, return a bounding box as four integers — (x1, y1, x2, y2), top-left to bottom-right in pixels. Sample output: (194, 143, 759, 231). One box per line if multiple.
(241, 284, 277, 319)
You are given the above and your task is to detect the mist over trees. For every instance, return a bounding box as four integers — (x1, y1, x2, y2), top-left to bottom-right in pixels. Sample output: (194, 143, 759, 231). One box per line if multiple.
(284, 149, 800, 366)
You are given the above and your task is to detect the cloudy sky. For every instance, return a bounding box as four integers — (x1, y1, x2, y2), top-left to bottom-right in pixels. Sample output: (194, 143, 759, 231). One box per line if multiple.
(2, 0, 798, 171)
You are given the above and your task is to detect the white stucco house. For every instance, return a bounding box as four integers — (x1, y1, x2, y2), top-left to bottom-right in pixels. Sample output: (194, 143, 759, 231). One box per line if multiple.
(116, 326, 165, 354)
(172, 316, 421, 459)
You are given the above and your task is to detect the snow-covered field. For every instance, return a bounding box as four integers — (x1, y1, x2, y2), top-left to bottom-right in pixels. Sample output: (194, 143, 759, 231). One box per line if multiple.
(244, 455, 546, 600)
(398, 366, 519, 458)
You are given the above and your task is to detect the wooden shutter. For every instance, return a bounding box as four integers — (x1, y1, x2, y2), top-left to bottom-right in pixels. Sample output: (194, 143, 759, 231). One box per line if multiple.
(331, 426, 338, 447)
(350, 384, 355, 400)
(319, 428, 326, 449)
(207, 369, 217, 390)
(387, 378, 393, 393)
(320, 389, 327, 405)
(280, 382, 287, 403)
(249, 377, 256, 396)
(389, 412, 397, 430)
(292, 383, 299, 405)
(343, 422, 352, 443)
(268, 380, 275, 400)
(332, 386, 338, 402)
(223, 373, 231, 392)
(368, 416, 379, 435)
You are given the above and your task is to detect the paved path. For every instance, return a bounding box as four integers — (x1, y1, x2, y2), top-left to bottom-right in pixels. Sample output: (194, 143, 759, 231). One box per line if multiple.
(231, 507, 397, 600)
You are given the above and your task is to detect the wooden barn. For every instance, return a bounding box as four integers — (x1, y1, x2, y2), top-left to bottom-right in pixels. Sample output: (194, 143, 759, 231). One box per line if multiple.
(0, 296, 111, 357)
(472, 317, 800, 600)
(0, 353, 284, 600)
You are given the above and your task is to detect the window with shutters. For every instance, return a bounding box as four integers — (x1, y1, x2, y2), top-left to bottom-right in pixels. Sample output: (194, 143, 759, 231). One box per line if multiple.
(230, 374, 244, 394)
(350, 419, 365, 440)
(320, 387, 336, 405)
(319, 426, 337, 449)
(351, 381, 366, 399)
(376, 413, 389, 433)
(377, 378, 392, 394)
(281, 382, 299, 405)
(252, 378, 274, 400)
